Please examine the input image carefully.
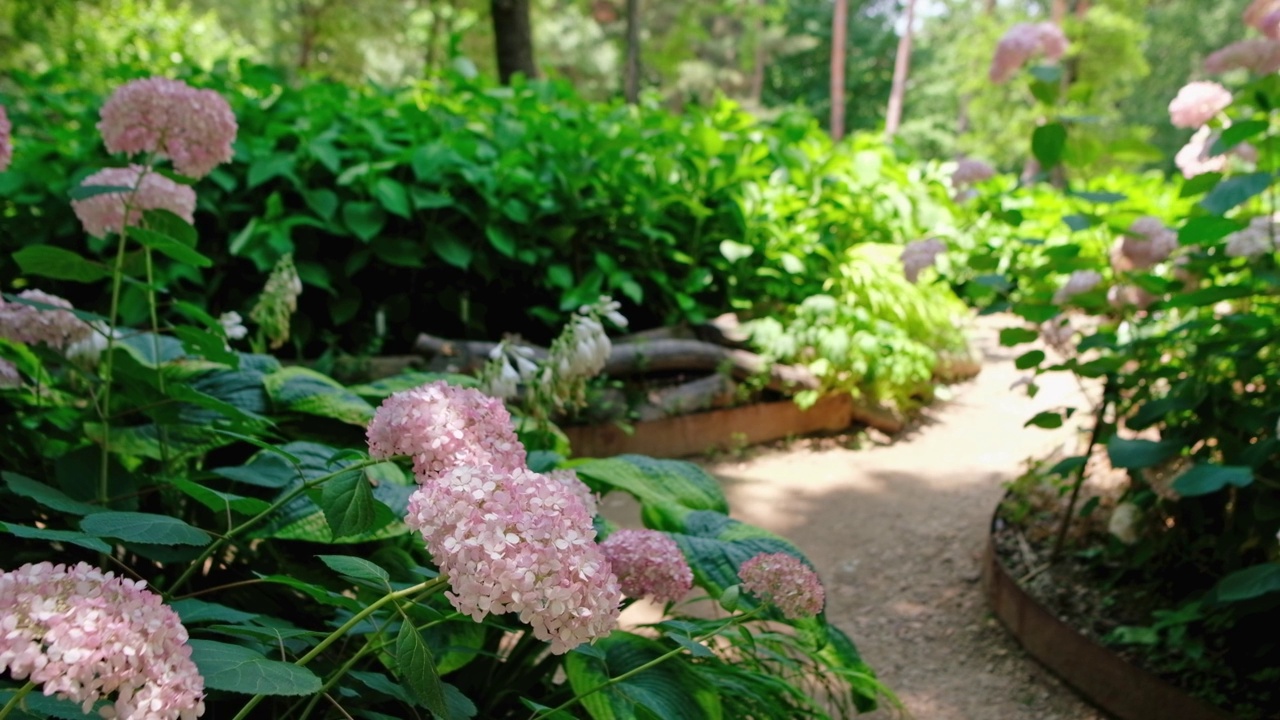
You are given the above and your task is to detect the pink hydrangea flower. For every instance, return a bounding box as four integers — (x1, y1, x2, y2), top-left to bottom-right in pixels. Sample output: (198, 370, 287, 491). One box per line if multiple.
(1204, 39, 1280, 75)
(900, 238, 947, 283)
(0, 104, 12, 173)
(989, 22, 1068, 83)
(1053, 270, 1103, 304)
(1111, 216, 1178, 271)
(1039, 316, 1075, 351)
(1107, 285, 1156, 311)
(737, 552, 825, 619)
(1175, 127, 1227, 179)
(98, 77, 237, 179)
(952, 158, 995, 188)
(405, 466, 621, 654)
(0, 290, 93, 350)
(599, 529, 694, 604)
(1168, 82, 1232, 129)
(71, 165, 196, 238)
(366, 381, 527, 482)
(1246, 0, 1280, 37)
(0, 358, 20, 388)
(545, 468, 599, 517)
(1225, 215, 1278, 258)
(0, 562, 205, 720)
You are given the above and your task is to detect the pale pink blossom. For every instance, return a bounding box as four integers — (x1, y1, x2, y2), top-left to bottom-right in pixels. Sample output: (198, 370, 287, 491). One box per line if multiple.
(366, 381, 526, 482)
(98, 77, 237, 179)
(900, 237, 947, 282)
(1175, 127, 1228, 179)
(1039, 316, 1075, 351)
(1225, 215, 1278, 258)
(1053, 270, 1103, 304)
(0, 359, 20, 388)
(405, 466, 621, 654)
(0, 290, 93, 350)
(1204, 39, 1280, 75)
(1168, 82, 1232, 129)
(1111, 217, 1178, 272)
(71, 165, 196, 238)
(599, 530, 693, 604)
(0, 562, 205, 720)
(545, 468, 599, 517)
(0, 104, 11, 173)
(1107, 285, 1157, 311)
(738, 552, 825, 619)
(989, 22, 1068, 83)
(1246, 0, 1280, 37)
(952, 158, 995, 188)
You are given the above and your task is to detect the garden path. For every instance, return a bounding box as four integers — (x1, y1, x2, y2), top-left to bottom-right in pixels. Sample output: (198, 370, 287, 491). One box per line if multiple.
(603, 314, 1107, 719)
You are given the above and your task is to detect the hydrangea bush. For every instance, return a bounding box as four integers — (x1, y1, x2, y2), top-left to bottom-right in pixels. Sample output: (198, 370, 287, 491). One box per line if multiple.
(0, 79, 891, 719)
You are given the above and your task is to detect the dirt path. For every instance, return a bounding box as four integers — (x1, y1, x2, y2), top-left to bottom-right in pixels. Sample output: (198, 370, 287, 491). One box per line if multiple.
(607, 315, 1108, 719)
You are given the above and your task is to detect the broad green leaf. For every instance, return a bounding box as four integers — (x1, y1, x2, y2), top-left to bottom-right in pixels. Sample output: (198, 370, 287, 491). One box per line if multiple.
(1210, 120, 1269, 155)
(172, 326, 239, 367)
(1180, 172, 1222, 198)
(397, 623, 451, 719)
(564, 631, 722, 720)
(1014, 350, 1045, 370)
(666, 632, 714, 658)
(1106, 437, 1179, 470)
(1200, 172, 1273, 215)
(575, 455, 728, 514)
(1046, 456, 1087, 477)
(1031, 123, 1067, 168)
(317, 554, 391, 589)
(422, 620, 486, 675)
(263, 366, 375, 426)
(1024, 412, 1063, 429)
(68, 183, 133, 200)
(0, 522, 112, 553)
(254, 574, 361, 610)
(13, 246, 110, 282)
(374, 177, 412, 218)
(80, 511, 211, 546)
(1171, 463, 1253, 497)
(170, 477, 271, 515)
(486, 225, 516, 257)
(130, 227, 212, 267)
(303, 188, 339, 221)
(170, 598, 259, 625)
(189, 639, 322, 696)
(343, 201, 387, 242)
(1178, 215, 1242, 245)
(2, 471, 101, 515)
(998, 328, 1039, 346)
(1216, 563, 1280, 603)
(319, 470, 377, 538)
(432, 232, 474, 269)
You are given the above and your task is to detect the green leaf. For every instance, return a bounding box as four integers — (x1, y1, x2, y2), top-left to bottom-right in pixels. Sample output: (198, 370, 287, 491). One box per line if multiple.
(68, 183, 134, 200)
(2, 471, 101, 515)
(1211, 120, 1269, 155)
(130, 227, 212, 267)
(303, 189, 339, 221)
(1047, 456, 1087, 477)
(666, 632, 714, 658)
(170, 598, 259, 625)
(1106, 437, 1179, 470)
(317, 554, 391, 589)
(486, 225, 516, 257)
(1200, 172, 1273, 215)
(170, 478, 272, 515)
(397, 622, 451, 719)
(719, 240, 754, 262)
(565, 631, 723, 720)
(1031, 123, 1067, 168)
(13, 246, 110, 282)
(0, 522, 112, 553)
(1178, 215, 1243, 245)
(189, 639, 322, 696)
(80, 511, 211, 546)
(1216, 563, 1280, 603)
(998, 328, 1040, 346)
(343, 201, 387, 242)
(247, 154, 296, 189)
(374, 177, 412, 218)
(575, 455, 729, 514)
(432, 232, 473, 270)
(319, 470, 377, 538)
(1014, 350, 1045, 370)
(1179, 172, 1222, 198)
(1068, 191, 1126, 204)
(263, 366, 375, 426)
(1025, 412, 1063, 429)
(1171, 463, 1253, 497)
(172, 326, 239, 367)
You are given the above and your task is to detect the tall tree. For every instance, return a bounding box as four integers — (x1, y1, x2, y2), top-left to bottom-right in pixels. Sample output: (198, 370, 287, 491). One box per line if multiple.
(830, 0, 848, 139)
(623, 0, 640, 102)
(884, 0, 917, 137)
(492, 0, 539, 83)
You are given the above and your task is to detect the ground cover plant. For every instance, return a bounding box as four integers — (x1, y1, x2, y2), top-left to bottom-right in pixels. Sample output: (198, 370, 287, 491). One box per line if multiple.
(0, 79, 894, 720)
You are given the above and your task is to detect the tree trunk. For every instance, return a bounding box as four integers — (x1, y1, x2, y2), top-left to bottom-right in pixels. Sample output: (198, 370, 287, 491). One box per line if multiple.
(491, 0, 538, 84)
(623, 0, 641, 102)
(830, 0, 848, 140)
(748, 0, 767, 105)
(884, 0, 916, 138)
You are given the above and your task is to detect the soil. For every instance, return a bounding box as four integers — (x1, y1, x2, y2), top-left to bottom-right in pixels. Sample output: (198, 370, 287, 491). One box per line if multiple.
(602, 313, 1107, 719)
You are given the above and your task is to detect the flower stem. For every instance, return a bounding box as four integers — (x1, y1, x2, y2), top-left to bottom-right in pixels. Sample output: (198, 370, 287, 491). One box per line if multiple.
(98, 229, 130, 503)
(229, 577, 447, 720)
(529, 607, 763, 719)
(0, 682, 36, 720)
(142, 246, 172, 468)
(165, 457, 388, 594)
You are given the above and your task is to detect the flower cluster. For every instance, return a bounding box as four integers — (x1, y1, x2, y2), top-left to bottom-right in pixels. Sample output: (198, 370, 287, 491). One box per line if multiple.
(0, 104, 12, 173)
(478, 341, 540, 400)
(0, 290, 93, 350)
(1039, 316, 1075, 352)
(737, 552, 825, 620)
(1107, 284, 1156, 311)
(951, 158, 994, 189)
(545, 468, 600, 518)
(1052, 270, 1104, 304)
(98, 77, 237, 179)
(0, 562, 205, 720)
(1111, 217, 1177, 272)
(0, 359, 20, 388)
(366, 381, 527, 482)
(1224, 215, 1278, 259)
(404, 465, 621, 654)
(989, 22, 1068, 83)
(248, 253, 303, 349)
(1168, 81, 1232, 129)
(599, 530, 694, 604)
(900, 238, 947, 283)
(1246, 0, 1280, 38)
(71, 165, 197, 238)
(219, 311, 248, 341)
(1204, 38, 1280, 75)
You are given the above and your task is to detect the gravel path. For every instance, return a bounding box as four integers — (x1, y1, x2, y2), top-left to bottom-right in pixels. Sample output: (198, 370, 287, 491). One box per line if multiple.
(605, 315, 1108, 719)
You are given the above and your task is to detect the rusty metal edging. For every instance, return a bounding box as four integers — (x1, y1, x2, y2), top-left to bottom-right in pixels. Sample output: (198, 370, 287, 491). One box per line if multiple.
(982, 523, 1233, 720)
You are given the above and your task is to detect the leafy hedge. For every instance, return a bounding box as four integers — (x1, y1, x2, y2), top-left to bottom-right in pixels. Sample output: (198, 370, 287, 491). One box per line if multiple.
(0, 62, 960, 355)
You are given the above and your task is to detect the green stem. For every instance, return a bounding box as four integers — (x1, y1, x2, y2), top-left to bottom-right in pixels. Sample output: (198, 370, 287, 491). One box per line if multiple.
(230, 577, 447, 720)
(0, 682, 36, 720)
(1051, 373, 1114, 563)
(142, 246, 172, 468)
(166, 457, 387, 594)
(98, 229, 131, 503)
(529, 607, 764, 719)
